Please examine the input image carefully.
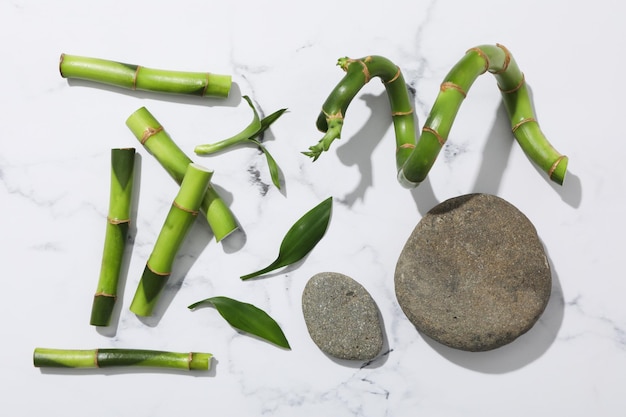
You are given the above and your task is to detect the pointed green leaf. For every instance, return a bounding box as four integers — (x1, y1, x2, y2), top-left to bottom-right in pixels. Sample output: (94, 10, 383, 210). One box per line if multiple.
(188, 296, 290, 349)
(241, 197, 333, 280)
(251, 139, 280, 189)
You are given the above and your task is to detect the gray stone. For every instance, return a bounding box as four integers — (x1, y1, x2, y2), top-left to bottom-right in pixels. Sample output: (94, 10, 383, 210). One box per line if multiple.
(395, 193, 551, 351)
(302, 272, 384, 360)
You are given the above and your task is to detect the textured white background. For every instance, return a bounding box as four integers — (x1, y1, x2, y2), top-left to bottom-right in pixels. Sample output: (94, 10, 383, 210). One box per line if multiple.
(2, 0, 625, 416)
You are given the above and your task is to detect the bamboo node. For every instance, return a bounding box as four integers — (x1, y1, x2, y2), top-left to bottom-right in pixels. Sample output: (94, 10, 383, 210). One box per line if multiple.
(440, 81, 467, 97)
(422, 126, 446, 146)
(384, 67, 402, 84)
(201, 73, 211, 97)
(132, 66, 141, 90)
(172, 200, 200, 216)
(398, 143, 416, 150)
(491, 43, 511, 74)
(187, 352, 193, 370)
(358, 59, 371, 83)
(94, 292, 117, 299)
(499, 73, 525, 94)
(146, 262, 172, 276)
(548, 155, 567, 179)
(94, 349, 100, 368)
(107, 217, 131, 225)
(511, 117, 537, 133)
(392, 108, 414, 117)
(323, 109, 344, 121)
(140, 126, 163, 144)
(467, 47, 490, 73)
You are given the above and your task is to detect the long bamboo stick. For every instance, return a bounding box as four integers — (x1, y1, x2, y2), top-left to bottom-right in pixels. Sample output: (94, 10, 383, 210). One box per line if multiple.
(90, 148, 136, 326)
(59, 54, 231, 98)
(126, 107, 238, 241)
(129, 163, 212, 317)
(33, 347, 211, 370)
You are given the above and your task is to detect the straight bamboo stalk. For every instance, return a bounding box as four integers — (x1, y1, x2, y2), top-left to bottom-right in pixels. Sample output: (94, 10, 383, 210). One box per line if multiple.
(90, 148, 136, 326)
(126, 107, 238, 241)
(33, 347, 211, 370)
(59, 54, 231, 98)
(129, 163, 212, 317)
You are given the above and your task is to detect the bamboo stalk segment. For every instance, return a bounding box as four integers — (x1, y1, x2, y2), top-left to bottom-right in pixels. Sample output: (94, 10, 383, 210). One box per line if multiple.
(129, 163, 212, 317)
(59, 54, 231, 98)
(90, 148, 136, 326)
(33, 348, 212, 370)
(126, 107, 238, 241)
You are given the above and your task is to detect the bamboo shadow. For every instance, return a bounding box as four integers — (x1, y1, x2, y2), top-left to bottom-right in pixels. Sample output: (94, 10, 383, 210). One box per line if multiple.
(334, 92, 393, 206)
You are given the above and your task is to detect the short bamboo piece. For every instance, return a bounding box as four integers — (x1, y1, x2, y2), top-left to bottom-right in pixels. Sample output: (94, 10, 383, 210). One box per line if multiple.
(129, 163, 212, 317)
(90, 148, 136, 326)
(126, 107, 238, 241)
(33, 347, 211, 371)
(59, 54, 231, 98)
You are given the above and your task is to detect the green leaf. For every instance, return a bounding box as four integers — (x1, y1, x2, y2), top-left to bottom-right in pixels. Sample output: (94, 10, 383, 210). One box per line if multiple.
(251, 139, 280, 189)
(188, 296, 290, 349)
(241, 197, 333, 280)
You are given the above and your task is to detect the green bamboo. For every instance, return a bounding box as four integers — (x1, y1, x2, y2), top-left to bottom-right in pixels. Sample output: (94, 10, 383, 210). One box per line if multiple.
(59, 54, 231, 98)
(305, 45, 568, 186)
(126, 106, 238, 241)
(303, 56, 416, 172)
(129, 163, 212, 317)
(33, 348, 211, 370)
(90, 148, 136, 327)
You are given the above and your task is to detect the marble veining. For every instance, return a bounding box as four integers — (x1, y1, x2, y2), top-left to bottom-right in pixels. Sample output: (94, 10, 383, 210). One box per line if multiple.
(3, 0, 626, 416)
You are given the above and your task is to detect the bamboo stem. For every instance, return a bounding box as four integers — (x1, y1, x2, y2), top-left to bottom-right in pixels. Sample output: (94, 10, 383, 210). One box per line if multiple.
(126, 107, 238, 241)
(129, 163, 213, 317)
(33, 348, 212, 370)
(305, 45, 568, 186)
(90, 148, 136, 326)
(59, 54, 231, 98)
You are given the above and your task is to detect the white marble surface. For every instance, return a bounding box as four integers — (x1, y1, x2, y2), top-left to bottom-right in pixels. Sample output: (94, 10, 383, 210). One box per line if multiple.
(2, 0, 626, 415)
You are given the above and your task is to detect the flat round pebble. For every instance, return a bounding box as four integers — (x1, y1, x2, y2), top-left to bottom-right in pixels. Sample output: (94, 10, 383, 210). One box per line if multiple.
(302, 272, 383, 361)
(395, 193, 552, 351)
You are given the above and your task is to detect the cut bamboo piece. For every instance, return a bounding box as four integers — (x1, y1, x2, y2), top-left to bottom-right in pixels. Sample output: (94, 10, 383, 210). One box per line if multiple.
(129, 163, 212, 317)
(126, 107, 238, 241)
(90, 148, 136, 327)
(33, 347, 212, 370)
(59, 54, 231, 98)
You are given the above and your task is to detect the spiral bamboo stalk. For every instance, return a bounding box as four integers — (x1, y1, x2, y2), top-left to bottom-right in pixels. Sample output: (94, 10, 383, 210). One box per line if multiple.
(59, 54, 231, 98)
(90, 148, 136, 327)
(33, 348, 211, 370)
(126, 107, 238, 241)
(129, 163, 212, 317)
(305, 45, 568, 186)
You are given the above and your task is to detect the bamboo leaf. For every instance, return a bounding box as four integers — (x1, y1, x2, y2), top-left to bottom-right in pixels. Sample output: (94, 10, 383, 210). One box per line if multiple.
(251, 139, 280, 189)
(241, 197, 333, 280)
(188, 296, 290, 349)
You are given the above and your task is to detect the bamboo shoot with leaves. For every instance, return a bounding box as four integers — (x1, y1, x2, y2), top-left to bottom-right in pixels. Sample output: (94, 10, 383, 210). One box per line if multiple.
(90, 148, 136, 327)
(33, 348, 211, 370)
(126, 106, 238, 241)
(129, 163, 212, 317)
(59, 54, 231, 98)
(194, 95, 287, 189)
(304, 45, 568, 186)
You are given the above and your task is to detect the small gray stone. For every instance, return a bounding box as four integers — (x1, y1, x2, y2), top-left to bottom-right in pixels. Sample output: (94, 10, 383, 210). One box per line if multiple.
(302, 272, 383, 360)
(395, 193, 551, 351)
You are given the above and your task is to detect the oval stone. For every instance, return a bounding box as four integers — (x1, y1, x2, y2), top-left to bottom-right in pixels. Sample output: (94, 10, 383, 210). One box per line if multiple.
(395, 193, 551, 351)
(302, 272, 383, 360)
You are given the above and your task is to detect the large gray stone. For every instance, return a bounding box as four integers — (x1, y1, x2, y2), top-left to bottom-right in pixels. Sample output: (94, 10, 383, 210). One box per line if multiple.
(302, 272, 383, 360)
(395, 193, 551, 351)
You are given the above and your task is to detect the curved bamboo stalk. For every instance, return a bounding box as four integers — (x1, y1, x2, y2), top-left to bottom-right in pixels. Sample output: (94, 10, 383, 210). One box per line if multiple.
(126, 107, 238, 241)
(305, 45, 568, 186)
(33, 348, 211, 370)
(129, 163, 212, 317)
(90, 148, 136, 327)
(59, 54, 231, 98)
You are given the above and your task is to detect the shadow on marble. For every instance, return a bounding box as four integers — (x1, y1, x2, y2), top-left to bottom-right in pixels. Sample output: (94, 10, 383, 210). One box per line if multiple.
(419, 246, 565, 374)
(66, 78, 243, 108)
